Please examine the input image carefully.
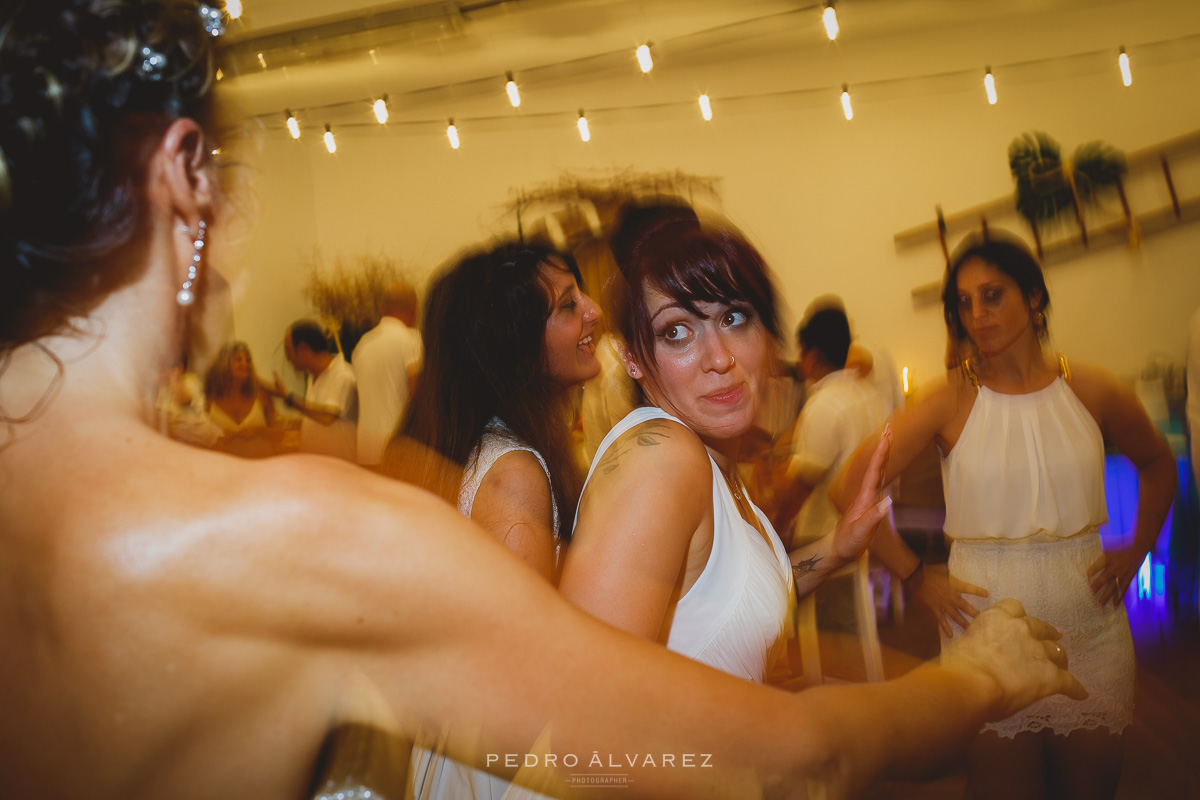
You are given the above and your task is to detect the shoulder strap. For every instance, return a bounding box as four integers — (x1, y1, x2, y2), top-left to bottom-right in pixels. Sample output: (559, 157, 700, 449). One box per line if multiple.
(960, 357, 981, 390)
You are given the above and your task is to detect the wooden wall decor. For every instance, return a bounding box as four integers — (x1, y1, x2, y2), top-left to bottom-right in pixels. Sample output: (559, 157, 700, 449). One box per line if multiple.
(896, 129, 1200, 304)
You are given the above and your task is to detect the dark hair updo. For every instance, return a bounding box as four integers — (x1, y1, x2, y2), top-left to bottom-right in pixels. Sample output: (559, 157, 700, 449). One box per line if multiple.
(0, 0, 220, 351)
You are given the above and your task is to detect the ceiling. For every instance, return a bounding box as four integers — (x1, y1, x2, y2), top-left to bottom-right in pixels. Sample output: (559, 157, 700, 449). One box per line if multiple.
(213, 0, 1190, 134)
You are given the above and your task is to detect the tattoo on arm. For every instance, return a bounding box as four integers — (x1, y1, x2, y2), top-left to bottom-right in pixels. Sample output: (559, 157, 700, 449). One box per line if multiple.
(792, 556, 823, 578)
(598, 421, 672, 474)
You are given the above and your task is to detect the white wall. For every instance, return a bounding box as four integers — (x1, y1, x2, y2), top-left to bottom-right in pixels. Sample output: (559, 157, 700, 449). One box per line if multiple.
(222, 0, 1200, 390)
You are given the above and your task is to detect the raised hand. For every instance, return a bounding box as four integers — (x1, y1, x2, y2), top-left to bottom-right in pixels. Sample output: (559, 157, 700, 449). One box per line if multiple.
(830, 427, 893, 563)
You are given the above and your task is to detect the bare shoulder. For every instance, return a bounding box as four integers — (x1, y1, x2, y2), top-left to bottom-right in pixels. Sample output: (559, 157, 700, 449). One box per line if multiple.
(590, 415, 710, 487)
(1063, 360, 1121, 406)
(478, 449, 551, 500)
(99, 448, 491, 647)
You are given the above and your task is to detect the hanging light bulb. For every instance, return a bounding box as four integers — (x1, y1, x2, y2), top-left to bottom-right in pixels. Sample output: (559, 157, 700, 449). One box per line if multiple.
(225, 0, 242, 19)
(285, 109, 300, 139)
(577, 110, 590, 142)
(447, 118, 460, 149)
(1119, 46, 1132, 87)
(984, 67, 997, 105)
(840, 84, 853, 120)
(373, 95, 389, 124)
(505, 72, 521, 107)
(636, 44, 653, 73)
(323, 124, 336, 154)
(698, 94, 712, 121)
(822, 3, 839, 41)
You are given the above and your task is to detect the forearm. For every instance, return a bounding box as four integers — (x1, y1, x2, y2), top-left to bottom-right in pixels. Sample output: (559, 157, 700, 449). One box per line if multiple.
(789, 534, 852, 596)
(285, 392, 342, 426)
(799, 662, 1000, 789)
(1131, 450, 1178, 555)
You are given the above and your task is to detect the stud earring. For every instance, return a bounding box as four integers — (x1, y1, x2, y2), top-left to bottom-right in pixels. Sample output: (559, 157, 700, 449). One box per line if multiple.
(176, 220, 206, 306)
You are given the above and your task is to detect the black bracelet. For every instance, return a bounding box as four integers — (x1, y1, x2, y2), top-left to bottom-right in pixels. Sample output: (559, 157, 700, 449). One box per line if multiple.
(902, 561, 925, 591)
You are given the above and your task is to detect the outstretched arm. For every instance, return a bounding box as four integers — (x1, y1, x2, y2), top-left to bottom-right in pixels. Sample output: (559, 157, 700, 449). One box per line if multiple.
(240, 457, 1086, 799)
(829, 375, 987, 636)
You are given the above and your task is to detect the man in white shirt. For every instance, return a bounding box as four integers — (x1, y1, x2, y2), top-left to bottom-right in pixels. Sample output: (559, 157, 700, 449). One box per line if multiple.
(352, 281, 423, 466)
(786, 307, 890, 639)
(272, 320, 358, 462)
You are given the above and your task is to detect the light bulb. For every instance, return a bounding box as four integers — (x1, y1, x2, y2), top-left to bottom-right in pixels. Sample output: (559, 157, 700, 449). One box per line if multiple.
(984, 68, 997, 105)
(447, 119, 460, 149)
(323, 125, 336, 154)
(506, 72, 521, 107)
(822, 5, 839, 41)
(225, 0, 242, 19)
(840, 84, 853, 120)
(636, 44, 653, 73)
(373, 96, 388, 124)
(577, 111, 590, 142)
(285, 110, 300, 139)
(1119, 47, 1132, 87)
(698, 94, 712, 121)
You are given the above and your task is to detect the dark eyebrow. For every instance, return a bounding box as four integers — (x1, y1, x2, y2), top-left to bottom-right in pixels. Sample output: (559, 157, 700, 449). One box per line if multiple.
(650, 300, 713, 326)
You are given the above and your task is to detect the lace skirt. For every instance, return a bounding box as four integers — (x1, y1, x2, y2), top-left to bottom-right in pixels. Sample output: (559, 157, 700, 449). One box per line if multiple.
(944, 530, 1135, 738)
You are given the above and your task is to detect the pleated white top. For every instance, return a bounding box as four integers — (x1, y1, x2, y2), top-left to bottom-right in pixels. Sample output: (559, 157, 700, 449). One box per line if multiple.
(579, 406, 792, 682)
(942, 377, 1108, 543)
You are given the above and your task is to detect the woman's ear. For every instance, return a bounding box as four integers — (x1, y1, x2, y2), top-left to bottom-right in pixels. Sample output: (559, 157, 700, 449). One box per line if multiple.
(617, 343, 642, 379)
(158, 118, 215, 224)
(1029, 288, 1045, 313)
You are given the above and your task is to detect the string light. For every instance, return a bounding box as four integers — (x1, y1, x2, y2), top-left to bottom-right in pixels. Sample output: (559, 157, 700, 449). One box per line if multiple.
(577, 110, 590, 142)
(984, 67, 997, 105)
(215, 68, 223, 81)
(285, 109, 300, 139)
(1119, 46, 1132, 86)
(447, 118, 460, 149)
(822, 3, 839, 41)
(225, 0, 242, 19)
(373, 95, 389, 124)
(323, 124, 336, 154)
(506, 72, 521, 107)
(698, 94, 712, 121)
(636, 44, 653, 73)
(840, 83, 853, 120)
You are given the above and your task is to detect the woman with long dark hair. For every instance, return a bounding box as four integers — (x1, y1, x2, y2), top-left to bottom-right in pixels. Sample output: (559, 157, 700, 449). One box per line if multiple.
(386, 241, 599, 582)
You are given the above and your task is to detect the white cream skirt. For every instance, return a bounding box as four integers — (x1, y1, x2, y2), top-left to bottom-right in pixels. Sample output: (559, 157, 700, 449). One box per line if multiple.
(944, 529, 1135, 739)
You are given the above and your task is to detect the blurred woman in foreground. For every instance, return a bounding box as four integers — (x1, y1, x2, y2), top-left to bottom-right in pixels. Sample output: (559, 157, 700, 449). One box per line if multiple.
(0, 2, 1085, 797)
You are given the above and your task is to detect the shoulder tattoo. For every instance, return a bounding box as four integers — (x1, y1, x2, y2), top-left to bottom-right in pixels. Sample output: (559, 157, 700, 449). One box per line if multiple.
(597, 420, 672, 475)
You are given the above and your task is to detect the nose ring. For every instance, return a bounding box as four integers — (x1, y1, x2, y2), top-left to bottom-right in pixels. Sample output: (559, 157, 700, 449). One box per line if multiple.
(729, 354, 736, 367)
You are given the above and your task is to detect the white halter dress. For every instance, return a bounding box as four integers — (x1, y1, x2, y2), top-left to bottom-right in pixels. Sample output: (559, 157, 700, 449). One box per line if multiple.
(411, 419, 558, 800)
(942, 370, 1135, 738)
(579, 406, 793, 682)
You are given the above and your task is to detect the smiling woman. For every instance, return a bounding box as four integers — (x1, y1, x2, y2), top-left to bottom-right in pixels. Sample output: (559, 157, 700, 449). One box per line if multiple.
(560, 203, 891, 681)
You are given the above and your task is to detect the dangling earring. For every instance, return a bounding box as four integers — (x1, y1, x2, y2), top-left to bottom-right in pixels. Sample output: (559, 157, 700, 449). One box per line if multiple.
(176, 220, 206, 307)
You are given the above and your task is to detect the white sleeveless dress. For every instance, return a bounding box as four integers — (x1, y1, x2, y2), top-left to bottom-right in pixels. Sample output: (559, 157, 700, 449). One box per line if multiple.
(942, 374, 1135, 738)
(579, 406, 793, 682)
(411, 419, 558, 800)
